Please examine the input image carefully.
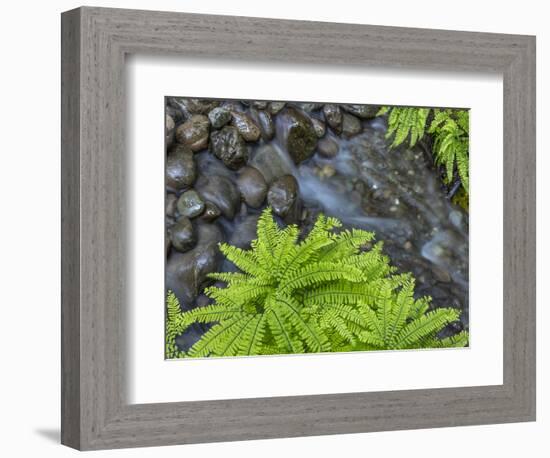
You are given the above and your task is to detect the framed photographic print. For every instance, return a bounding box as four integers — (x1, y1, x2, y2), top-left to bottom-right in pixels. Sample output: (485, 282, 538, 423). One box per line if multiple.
(61, 6, 536, 450)
(163, 97, 471, 360)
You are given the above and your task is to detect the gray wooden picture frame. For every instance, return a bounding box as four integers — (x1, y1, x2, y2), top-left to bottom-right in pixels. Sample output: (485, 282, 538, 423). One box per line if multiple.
(61, 6, 536, 451)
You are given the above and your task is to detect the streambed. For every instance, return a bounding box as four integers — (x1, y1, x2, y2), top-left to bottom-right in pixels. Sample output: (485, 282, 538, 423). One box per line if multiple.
(165, 99, 468, 352)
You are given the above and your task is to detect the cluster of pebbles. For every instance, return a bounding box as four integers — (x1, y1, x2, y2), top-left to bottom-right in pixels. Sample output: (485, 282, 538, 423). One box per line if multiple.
(165, 97, 469, 350)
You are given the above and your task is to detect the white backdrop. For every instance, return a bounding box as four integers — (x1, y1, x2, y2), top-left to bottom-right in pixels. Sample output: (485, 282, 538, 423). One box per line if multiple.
(0, 0, 546, 457)
(128, 58, 503, 403)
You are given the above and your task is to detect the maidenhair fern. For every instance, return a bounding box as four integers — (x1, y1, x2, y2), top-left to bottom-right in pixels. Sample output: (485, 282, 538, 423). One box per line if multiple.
(165, 208, 467, 358)
(378, 106, 470, 196)
(166, 291, 186, 359)
(429, 109, 469, 193)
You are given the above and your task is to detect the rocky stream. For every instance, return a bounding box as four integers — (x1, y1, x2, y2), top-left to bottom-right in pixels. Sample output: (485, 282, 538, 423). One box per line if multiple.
(165, 98, 469, 352)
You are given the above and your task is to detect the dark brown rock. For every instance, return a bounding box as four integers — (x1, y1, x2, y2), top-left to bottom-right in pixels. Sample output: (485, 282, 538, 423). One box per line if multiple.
(268, 101, 286, 115)
(323, 104, 343, 134)
(166, 144, 196, 191)
(208, 107, 231, 129)
(170, 217, 197, 252)
(166, 223, 224, 307)
(166, 114, 175, 148)
(236, 166, 268, 208)
(231, 111, 261, 142)
(166, 193, 177, 217)
(342, 104, 380, 119)
(341, 113, 362, 138)
(175, 114, 210, 152)
(267, 174, 300, 222)
(317, 137, 340, 158)
(179, 98, 220, 115)
(196, 175, 241, 219)
(278, 108, 317, 164)
(199, 201, 222, 222)
(209, 126, 248, 170)
(176, 190, 205, 218)
(311, 117, 326, 138)
(249, 144, 295, 184)
(250, 108, 275, 140)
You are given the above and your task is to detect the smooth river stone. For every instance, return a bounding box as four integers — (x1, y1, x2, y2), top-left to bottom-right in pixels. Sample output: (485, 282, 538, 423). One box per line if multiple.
(176, 190, 205, 218)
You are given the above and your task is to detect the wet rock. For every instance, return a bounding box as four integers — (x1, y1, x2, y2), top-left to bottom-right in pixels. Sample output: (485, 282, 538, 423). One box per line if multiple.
(209, 126, 248, 170)
(229, 215, 260, 249)
(166, 223, 224, 307)
(319, 164, 336, 179)
(196, 175, 241, 219)
(311, 117, 326, 138)
(166, 218, 175, 257)
(323, 104, 343, 134)
(317, 137, 339, 158)
(165, 238, 171, 258)
(166, 114, 175, 148)
(193, 224, 224, 281)
(175, 115, 210, 152)
(176, 190, 205, 218)
(239, 202, 248, 217)
(267, 174, 301, 222)
(432, 265, 452, 283)
(222, 100, 244, 112)
(249, 144, 295, 184)
(199, 201, 222, 222)
(341, 113, 362, 138)
(242, 100, 268, 110)
(166, 103, 184, 123)
(236, 166, 268, 208)
(179, 98, 220, 116)
(208, 107, 231, 129)
(165, 255, 195, 306)
(195, 149, 234, 178)
(268, 101, 286, 115)
(196, 221, 224, 247)
(195, 294, 213, 308)
(293, 102, 323, 112)
(278, 108, 317, 164)
(250, 108, 275, 140)
(231, 111, 261, 142)
(170, 217, 197, 252)
(166, 193, 177, 217)
(166, 215, 176, 229)
(166, 144, 196, 191)
(342, 104, 379, 119)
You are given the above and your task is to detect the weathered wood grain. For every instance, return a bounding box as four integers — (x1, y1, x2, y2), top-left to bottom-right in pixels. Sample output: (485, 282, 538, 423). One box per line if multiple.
(61, 6, 536, 450)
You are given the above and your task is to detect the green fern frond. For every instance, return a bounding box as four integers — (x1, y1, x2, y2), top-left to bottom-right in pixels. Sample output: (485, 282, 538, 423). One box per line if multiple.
(380, 106, 470, 197)
(280, 262, 363, 293)
(167, 208, 468, 357)
(429, 330, 469, 348)
(218, 243, 265, 277)
(165, 291, 187, 359)
(392, 308, 460, 349)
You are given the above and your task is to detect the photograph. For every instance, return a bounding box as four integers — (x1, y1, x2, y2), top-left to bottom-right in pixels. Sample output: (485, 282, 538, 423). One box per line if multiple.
(164, 98, 470, 358)
(0, 0, 542, 455)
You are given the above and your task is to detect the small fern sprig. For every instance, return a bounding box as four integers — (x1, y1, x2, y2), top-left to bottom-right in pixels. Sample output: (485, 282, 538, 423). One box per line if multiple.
(428, 109, 469, 192)
(378, 106, 470, 195)
(165, 291, 186, 359)
(165, 208, 468, 358)
(378, 106, 430, 148)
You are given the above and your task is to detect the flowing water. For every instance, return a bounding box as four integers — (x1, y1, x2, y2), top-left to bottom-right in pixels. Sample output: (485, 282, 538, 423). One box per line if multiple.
(169, 107, 469, 351)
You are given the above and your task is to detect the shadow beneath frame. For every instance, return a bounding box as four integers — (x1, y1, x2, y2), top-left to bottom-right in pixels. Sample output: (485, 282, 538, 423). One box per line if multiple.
(35, 428, 60, 444)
